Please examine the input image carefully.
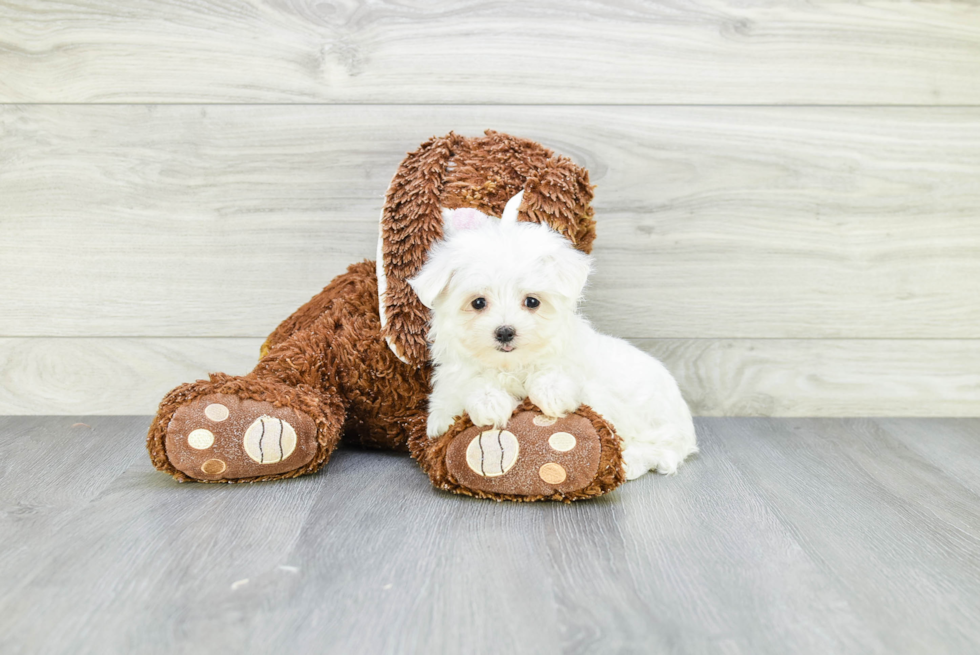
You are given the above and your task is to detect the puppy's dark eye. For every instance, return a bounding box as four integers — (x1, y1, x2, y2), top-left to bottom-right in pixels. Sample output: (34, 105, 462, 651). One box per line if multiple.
(524, 296, 540, 309)
(471, 297, 487, 310)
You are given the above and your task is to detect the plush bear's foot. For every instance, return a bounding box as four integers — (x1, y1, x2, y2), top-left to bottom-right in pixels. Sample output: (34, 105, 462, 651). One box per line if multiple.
(411, 400, 625, 502)
(148, 374, 345, 483)
(165, 394, 318, 481)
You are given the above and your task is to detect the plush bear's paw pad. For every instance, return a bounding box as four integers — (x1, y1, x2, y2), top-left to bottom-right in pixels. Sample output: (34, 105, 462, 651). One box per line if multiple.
(465, 429, 520, 477)
(165, 394, 317, 481)
(445, 411, 602, 497)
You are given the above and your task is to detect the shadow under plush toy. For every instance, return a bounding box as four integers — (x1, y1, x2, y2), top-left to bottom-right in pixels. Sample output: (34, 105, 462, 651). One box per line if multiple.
(147, 130, 628, 501)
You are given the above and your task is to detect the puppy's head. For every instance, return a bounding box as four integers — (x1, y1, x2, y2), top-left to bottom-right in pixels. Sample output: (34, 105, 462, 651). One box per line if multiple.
(409, 213, 592, 370)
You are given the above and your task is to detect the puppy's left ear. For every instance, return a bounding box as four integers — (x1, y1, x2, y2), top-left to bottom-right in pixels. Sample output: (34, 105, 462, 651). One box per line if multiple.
(542, 249, 592, 301)
(408, 251, 456, 309)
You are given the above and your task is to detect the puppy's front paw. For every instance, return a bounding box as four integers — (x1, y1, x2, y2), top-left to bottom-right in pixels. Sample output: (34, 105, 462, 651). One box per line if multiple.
(466, 387, 520, 429)
(527, 370, 580, 418)
(427, 412, 457, 439)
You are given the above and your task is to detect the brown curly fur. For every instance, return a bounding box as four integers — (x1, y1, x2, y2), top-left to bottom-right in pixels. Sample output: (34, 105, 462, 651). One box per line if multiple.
(147, 131, 624, 500)
(147, 261, 430, 482)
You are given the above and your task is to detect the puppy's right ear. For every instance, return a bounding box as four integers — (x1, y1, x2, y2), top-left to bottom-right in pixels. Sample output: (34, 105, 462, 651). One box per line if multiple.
(408, 252, 455, 309)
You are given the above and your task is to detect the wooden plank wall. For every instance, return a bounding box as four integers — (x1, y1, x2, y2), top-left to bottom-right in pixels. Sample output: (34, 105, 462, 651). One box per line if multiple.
(1, 1, 979, 416)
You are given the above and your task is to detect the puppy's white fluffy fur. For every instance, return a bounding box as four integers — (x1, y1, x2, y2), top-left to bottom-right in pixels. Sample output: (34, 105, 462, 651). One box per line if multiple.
(409, 203, 697, 480)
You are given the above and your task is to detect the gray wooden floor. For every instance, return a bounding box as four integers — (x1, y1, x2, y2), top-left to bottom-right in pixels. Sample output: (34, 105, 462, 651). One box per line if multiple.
(2, 417, 979, 655)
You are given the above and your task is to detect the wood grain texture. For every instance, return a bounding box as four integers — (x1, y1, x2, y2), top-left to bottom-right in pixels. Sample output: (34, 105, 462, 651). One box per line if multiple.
(3, 416, 980, 654)
(641, 339, 980, 417)
(873, 418, 980, 498)
(4, 105, 980, 339)
(2, 337, 977, 416)
(551, 429, 883, 654)
(2, 1, 979, 104)
(710, 418, 980, 654)
(0, 338, 263, 415)
(0, 416, 150, 620)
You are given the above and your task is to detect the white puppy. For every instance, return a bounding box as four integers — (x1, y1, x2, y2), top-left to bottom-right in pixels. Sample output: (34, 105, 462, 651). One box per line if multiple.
(409, 192, 697, 480)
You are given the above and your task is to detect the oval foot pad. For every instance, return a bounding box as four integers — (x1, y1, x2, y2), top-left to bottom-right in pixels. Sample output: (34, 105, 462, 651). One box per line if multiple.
(445, 411, 602, 497)
(166, 394, 317, 481)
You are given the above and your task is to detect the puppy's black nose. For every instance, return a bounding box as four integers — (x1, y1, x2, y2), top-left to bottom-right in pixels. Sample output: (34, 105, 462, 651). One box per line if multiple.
(494, 325, 516, 343)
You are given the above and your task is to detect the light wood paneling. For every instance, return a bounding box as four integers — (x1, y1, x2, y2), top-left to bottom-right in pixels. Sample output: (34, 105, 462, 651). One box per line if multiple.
(4, 3, 977, 416)
(4, 105, 979, 339)
(641, 339, 980, 417)
(3, 417, 980, 653)
(2, 1, 979, 104)
(0, 338, 263, 415)
(2, 337, 976, 416)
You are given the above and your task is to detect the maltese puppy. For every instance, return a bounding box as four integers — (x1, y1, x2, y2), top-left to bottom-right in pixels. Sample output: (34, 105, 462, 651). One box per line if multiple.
(409, 192, 697, 480)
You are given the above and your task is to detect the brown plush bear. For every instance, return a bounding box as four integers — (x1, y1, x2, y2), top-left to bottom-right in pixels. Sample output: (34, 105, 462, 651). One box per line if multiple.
(147, 131, 626, 501)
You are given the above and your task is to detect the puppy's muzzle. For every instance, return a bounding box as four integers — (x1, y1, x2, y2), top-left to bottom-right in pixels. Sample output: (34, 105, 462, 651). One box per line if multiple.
(494, 325, 516, 344)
